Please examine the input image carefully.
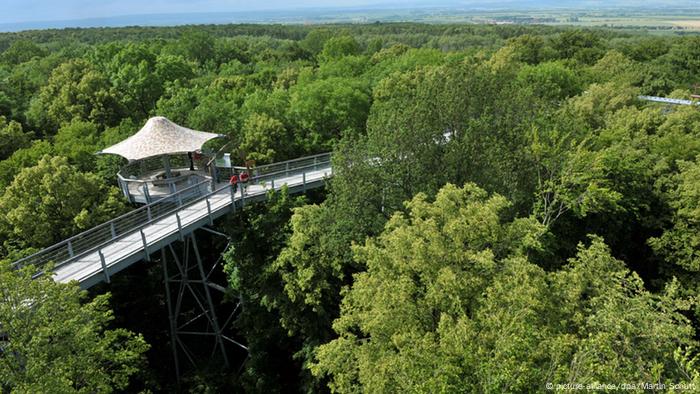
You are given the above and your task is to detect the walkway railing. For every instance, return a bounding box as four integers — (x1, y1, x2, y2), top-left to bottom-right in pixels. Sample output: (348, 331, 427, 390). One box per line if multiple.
(119, 153, 207, 178)
(639, 95, 700, 106)
(12, 179, 213, 272)
(214, 152, 330, 184)
(248, 153, 331, 190)
(117, 153, 212, 203)
(12, 152, 332, 275)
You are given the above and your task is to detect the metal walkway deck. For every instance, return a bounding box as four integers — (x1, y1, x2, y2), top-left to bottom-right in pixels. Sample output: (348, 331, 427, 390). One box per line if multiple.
(12, 153, 332, 289)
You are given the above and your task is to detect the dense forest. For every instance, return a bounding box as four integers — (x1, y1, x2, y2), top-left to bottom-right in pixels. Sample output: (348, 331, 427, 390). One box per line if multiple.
(2, 22, 700, 392)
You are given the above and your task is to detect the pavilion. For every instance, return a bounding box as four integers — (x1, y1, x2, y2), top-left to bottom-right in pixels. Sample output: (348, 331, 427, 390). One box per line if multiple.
(100, 116, 226, 203)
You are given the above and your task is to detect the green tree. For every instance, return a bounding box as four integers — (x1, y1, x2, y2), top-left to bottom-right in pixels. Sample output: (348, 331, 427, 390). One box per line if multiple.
(269, 196, 373, 391)
(516, 61, 581, 102)
(0, 116, 32, 160)
(565, 81, 640, 132)
(546, 239, 695, 386)
(240, 113, 288, 163)
(649, 156, 700, 273)
(0, 39, 47, 65)
(174, 30, 216, 64)
(26, 59, 122, 134)
(589, 50, 641, 85)
(0, 262, 149, 393)
(187, 85, 241, 138)
(361, 62, 540, 212)
(53, 120, 102, 172)
(0, 52, 60, 122)
(106, 43, 161, 117)
(317, 55, 369, 79)
(287, 77, 370, 151)
(300, 29, 334, 56)
(552, 29, 604, 65)
(528, 126, 622, 227)
(312, 183, 544, 392)
(312, 183, 696, 393)
(154, 82, 200, 125)
(154, 53, 195, 83)
(318, 36, 360, 63)
(666, 36, 700, 86)
(0, 155, 127, 250)
(0, 140, 53, 191)
(488, 34, 553, 72)
(222, 188, 312, 392)
(506, 34, 550, 65)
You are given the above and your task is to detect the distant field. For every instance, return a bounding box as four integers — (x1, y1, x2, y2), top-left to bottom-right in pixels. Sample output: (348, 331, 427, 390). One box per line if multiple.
(550, 17, 700, 28)
(565, 16, 700, 29)
(669, 20, 700, 28)
(470, 12, 700, 32)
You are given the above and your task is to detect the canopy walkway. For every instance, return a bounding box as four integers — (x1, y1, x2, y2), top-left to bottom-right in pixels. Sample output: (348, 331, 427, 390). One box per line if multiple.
(11, 153, 332, 289)
(639, 95, 700, 106)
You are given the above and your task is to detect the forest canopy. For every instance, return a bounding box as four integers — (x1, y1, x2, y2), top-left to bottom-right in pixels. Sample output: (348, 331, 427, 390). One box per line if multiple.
(1, 22, 700, 392)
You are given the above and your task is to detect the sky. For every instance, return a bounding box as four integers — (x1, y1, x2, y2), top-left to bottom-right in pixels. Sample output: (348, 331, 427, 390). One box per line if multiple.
(0, 0, 426, 24)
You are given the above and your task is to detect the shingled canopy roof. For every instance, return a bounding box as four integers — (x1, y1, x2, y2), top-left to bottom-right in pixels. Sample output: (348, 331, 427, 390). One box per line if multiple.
(99, 116, 225, 161)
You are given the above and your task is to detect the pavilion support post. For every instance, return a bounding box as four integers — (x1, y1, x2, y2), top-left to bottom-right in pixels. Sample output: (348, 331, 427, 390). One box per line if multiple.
(144, 182, 152, 204)
(163, 155, 173, 178)
(164, 155, 176, 194)
(211, 165, 218, 191)
(188, 152, 195, 171)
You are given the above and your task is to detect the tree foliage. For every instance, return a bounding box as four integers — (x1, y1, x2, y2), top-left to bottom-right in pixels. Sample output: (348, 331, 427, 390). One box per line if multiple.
(2, 22, 700, 392)
(0, 262, 149, 393)
(0, 116, 32, 161)
(312, 184, 695, 393)
(0, 155, 127, 250)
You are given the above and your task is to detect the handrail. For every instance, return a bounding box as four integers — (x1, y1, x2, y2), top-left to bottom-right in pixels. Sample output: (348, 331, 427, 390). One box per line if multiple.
(250, 158, 330, 183)
(52, 183, 235, 271)
(12, 178, 213, 269)
(215, 152, 331, 184)
(639, 95, 700, 106)
(55, 159, 330, 271)
(251, 152, 329, 172)
(12, 152, 332, 274)
(117, 170, 211, 185)
(249, 154, 330, 179)
(118, 153, 204, 177)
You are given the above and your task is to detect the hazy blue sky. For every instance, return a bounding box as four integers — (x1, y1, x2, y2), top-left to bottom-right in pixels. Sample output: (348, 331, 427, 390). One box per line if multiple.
(0, 0, 425, 24)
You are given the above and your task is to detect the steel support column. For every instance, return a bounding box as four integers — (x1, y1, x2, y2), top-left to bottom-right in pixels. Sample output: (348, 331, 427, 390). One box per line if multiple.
(160, 230, 247, 383)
